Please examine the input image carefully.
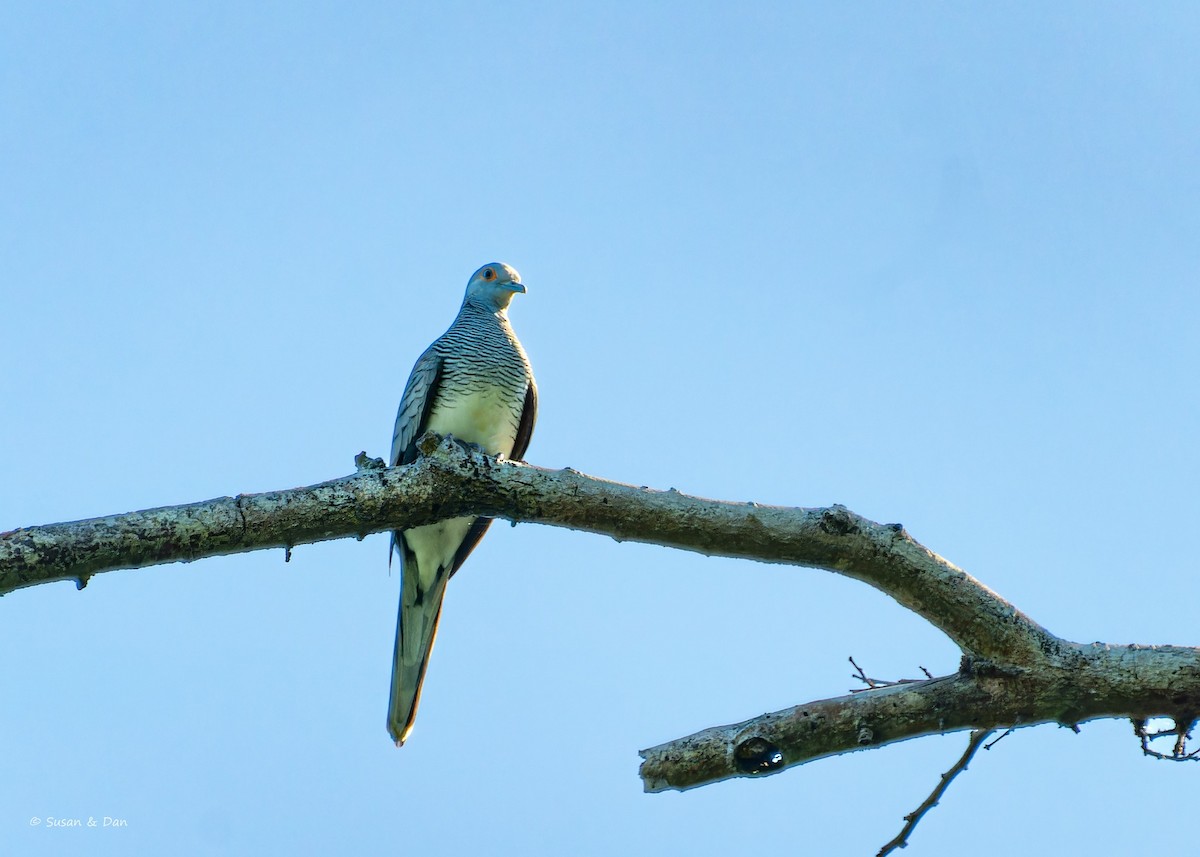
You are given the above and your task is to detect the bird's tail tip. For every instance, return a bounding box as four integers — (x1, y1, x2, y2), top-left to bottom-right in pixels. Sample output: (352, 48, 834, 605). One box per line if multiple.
(388, 722, 412, 748)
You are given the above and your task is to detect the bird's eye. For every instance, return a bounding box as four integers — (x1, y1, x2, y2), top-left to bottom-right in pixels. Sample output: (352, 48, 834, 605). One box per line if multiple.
(483, 268, 496, 281)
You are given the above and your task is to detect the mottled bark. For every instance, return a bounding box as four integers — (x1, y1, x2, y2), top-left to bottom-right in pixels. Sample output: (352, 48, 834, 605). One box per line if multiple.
(2, 436, 1197, 789)
(639, 644, 1200, 791)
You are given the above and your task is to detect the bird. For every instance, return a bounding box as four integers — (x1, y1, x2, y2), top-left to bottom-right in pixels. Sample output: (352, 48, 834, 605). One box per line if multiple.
(387, 262, 538, 746)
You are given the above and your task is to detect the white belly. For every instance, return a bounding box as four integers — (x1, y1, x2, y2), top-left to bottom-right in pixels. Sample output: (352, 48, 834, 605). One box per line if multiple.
(425, 387, 518, 457)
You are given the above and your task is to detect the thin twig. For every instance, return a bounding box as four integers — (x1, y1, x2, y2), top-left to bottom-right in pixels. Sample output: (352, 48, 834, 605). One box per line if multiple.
(849, 656, 882, 688)
(983, 727, 1014, 750)
(877, 729, 993, 857)
(1144, 730, 1179, 741)
(849, 656, 932, 693)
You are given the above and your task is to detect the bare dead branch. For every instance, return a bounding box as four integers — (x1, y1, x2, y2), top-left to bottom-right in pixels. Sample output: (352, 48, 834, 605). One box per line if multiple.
(638, 644, 1200, 791)
(0, 437, 1055, 664)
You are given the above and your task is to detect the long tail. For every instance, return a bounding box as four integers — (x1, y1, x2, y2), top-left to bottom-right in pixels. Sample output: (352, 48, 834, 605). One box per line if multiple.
(387, 543, 448, 747)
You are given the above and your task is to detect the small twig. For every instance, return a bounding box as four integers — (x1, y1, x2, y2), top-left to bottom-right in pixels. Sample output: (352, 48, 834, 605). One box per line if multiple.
(1144, 729, 1179, 741)
(877, 729, 993, 857)
(983, 727, 1014, 750)
(1132, 717, 1200, 762)
(849, 656, 882, 688)
(848, 656, 932, 693)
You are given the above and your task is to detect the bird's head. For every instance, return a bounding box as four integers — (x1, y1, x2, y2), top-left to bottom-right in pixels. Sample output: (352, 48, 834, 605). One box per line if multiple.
(463, 262, 526, 312)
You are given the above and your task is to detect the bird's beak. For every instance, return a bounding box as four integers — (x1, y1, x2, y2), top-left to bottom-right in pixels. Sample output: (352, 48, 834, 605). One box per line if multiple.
(505, 281, 527, 294)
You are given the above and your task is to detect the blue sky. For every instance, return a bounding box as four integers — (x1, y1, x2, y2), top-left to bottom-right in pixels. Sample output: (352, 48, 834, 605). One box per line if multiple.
(2, 3, 1198, 855)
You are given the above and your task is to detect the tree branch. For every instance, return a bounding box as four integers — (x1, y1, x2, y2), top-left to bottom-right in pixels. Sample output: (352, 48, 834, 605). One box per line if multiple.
(4, 435, 1199, 800)
(0, 437, 1051, 661)
(637, 642, 1200, 790)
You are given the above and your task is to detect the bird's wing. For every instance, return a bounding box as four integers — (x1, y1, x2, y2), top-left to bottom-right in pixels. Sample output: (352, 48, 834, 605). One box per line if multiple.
(389, 346, 443, 566)
(391, 345, 444, 467)
(510, 378, 538, 462)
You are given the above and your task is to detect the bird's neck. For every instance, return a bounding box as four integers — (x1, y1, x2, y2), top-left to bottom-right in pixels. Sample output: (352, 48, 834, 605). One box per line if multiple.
(461, 298, 511, 320)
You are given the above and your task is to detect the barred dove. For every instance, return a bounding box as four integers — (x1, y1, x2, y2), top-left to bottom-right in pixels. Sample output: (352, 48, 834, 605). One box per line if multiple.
(387, 262, 538, 746)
